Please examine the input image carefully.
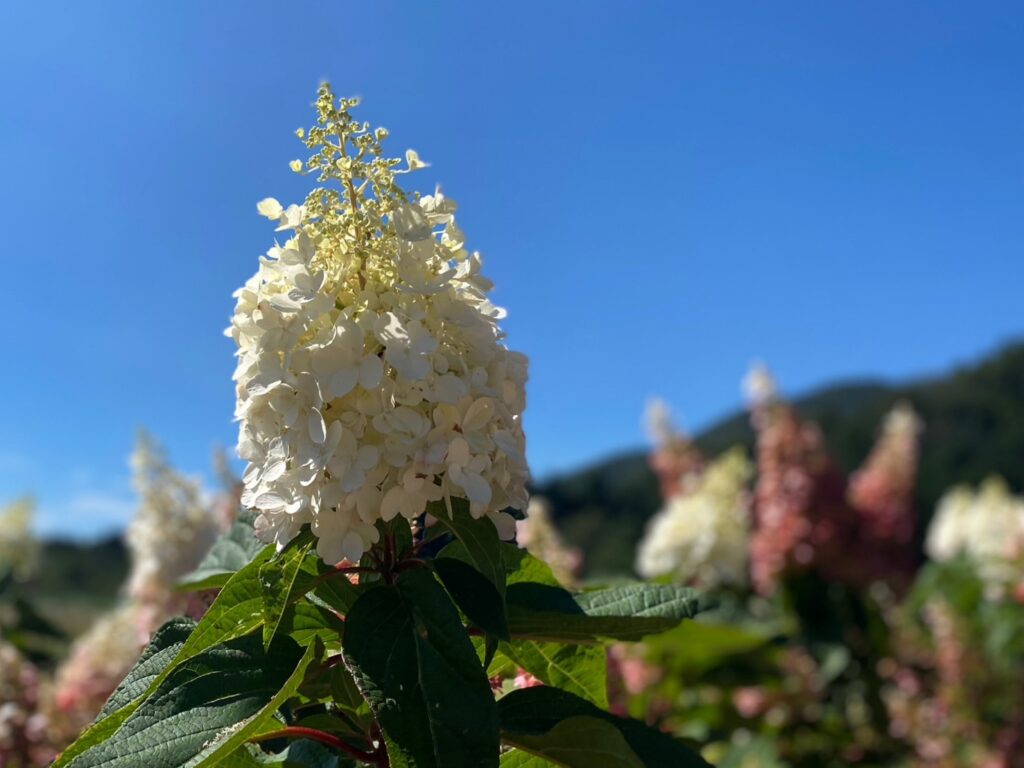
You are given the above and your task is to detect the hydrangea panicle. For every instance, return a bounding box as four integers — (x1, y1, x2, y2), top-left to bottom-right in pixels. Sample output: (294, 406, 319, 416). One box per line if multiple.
(126, 431, 219, 613)
(635, 448, 752, 587)
(847, 402, 922, 588)
(516, 497, 582, 586)
(0, 497, 39, 581)
(745, 364, 857, 594)
(228, 85, 529, 563)
(925, 477, 1024, 598)
(644, 398, 704, 500)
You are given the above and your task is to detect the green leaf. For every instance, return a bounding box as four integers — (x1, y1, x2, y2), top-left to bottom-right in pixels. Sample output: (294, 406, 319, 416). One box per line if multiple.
(501, 641, 608, 708)
(502, 546, 560, 587)
(179, 511, 266, 591)
(277, 601, 346, 649)
(57, 534, 325, 767)
(500, 750, 560, 767)
(261, 533, 315, 649)
(498, 687, 710, 768)
(505, 716, 642, 768)
(641, 620, 774, 678)
(434, 556, 510, 640)
(506, 582, 709, 642)
(308, 568, 361, 616)
(55, 620, 197, 766)
(429, 498, 506, 597)
(190, 641, 318, 766)
(221, 740, 347, 767)
(99, 618, 197, 717)
(65, 633, 310, 768)
(342, 568, 499, 767)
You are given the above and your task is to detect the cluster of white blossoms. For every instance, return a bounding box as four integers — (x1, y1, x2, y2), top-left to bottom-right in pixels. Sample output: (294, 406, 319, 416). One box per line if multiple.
(925, 477, 1024, 595)
(0, 497, 38, 580)
(516, 498, 581, 586)
(228, 85, 529, 563)
(635, 448, 752, 587)
(126, 432, 219, 605)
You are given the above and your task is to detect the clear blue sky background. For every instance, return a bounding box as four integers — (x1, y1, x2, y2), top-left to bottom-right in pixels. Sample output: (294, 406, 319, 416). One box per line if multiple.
(1, 2, 1021, 538)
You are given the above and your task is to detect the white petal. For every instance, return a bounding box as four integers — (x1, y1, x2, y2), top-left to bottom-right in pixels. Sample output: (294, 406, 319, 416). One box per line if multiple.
(328, 367, 359, 399)
(359, 355, 384, 389)
(257, 197, 284, 219)
(309, 408, 327, 445)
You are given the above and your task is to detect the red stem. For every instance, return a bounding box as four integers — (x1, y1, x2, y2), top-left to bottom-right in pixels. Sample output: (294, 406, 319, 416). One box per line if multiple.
(251, 726, 384, 766)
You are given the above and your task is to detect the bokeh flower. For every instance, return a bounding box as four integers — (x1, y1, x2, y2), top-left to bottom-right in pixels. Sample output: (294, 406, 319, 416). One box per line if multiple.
(746, 365, 857, 594)
(644, 398, 704, 500)
(0, 497, 39, 581)
(847, 403, 922, 588)
(126, 431, 219, 613)
(925, 477, 1024, 597)
(635, 448, 752, 587)
(516, 497, 582, 586)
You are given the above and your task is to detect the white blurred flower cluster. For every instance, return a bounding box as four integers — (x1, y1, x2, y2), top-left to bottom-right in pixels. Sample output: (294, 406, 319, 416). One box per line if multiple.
(516, 498, 581, 586)
(636, 448, 753, 587)
(126, 431, 220, 607)
(228, 85, 529, 563)
(0, 497, 38, 581)
(925, 477, 1024, 596)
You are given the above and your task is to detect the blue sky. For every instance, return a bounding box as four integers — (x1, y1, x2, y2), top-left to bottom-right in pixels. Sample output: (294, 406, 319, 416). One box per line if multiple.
(1, 2, 1021, 538)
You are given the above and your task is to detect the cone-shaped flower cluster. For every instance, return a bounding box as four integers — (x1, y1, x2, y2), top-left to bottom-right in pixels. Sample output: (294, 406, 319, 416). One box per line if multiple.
(228, 86, 529, 563)
(516, 497, 582, 586)
(126, 431, 219, 611)
(644, 398, 704, 500)
(746, 367, 857, 594)
(925, 477, 1024, 598)
(636, 448, 752, 587)
(0, 497, 39, 581)
(847, 403, 922, 587)
(0, 641, 51, 767)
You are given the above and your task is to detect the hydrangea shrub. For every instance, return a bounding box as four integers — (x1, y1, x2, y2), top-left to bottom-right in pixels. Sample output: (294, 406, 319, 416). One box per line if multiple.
(53, 85, 715, 768)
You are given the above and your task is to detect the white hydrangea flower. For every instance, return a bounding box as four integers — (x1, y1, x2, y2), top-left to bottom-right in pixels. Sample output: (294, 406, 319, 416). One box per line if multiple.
(635, 448, 752, 587)
(926, 477, 1024, 594)
(228, 86, 529, 564)
(126, 431, 219, 605)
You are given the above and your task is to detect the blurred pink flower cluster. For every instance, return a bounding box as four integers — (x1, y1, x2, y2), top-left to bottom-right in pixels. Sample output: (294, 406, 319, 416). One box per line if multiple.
(0, 643, 54, 767)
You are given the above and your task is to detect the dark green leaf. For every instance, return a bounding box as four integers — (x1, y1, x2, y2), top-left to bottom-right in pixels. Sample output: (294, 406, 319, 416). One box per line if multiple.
(434, 557, 510, 640)
(65, 634, 312, 768)
(100, 618, 197, 717)
(429, 498, 506, 597)
(343, 568, 499, 767)
(505, 716, 642, 768)
(498, 687, 710, 767)
(57, 533, 325, 767)
(506, 582, 709, 642)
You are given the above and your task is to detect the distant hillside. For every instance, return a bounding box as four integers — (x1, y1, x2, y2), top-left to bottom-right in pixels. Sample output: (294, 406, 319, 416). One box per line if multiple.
(535, 341, 1024, 576)
(20, 536, 129, 635)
